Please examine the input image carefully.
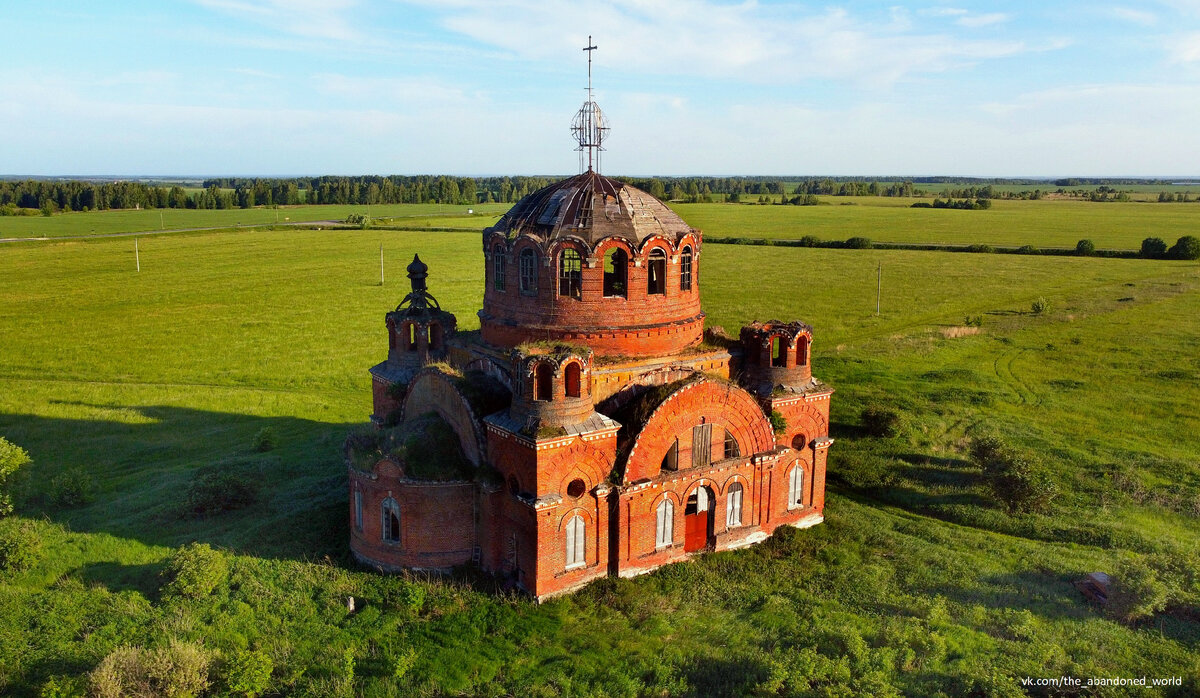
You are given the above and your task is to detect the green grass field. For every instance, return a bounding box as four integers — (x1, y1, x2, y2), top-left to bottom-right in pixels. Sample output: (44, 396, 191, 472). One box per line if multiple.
(0, 203, 511, 239)
(1, 229, 1198, 695)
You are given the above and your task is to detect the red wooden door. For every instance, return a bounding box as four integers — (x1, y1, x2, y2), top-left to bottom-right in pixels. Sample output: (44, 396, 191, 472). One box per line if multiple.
(684, 487, 711, 552)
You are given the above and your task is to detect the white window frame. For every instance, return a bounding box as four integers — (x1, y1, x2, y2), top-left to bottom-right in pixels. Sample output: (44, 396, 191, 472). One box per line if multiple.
(655, 499, 674, 548)
(788, 466, 804, 509)
(565, 515, 585, 569)
(726, 482, 743, 527)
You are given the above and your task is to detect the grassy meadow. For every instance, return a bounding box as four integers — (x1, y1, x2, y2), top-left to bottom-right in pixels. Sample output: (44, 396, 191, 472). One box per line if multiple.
(1, 225, 1199, 695)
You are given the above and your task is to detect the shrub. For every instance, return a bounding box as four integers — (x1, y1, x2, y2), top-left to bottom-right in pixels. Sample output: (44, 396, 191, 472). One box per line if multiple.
(844, 236, 873, 249)
(252, 426, 278, 452)
(1140, 237, 1168, 258)
(798, 235, 821, 247)
(1169, 234, 1200, 260)
(1075, 238, 1096, 256)
(185, 472, 257, 516)
(769, 410, 788, 434)
(965, 244, 993, 254)
(861, 403, 903, 438)
(344, 213, 370, 228)
(1106, 557, 1169, 623)
(160, 542, 228, 599)
(963, 315, 984, 327)
(89, 641, 211, 698)
(48, 467, 94, 508)
(223, 649, 273, 697)
(969, 435, 1059, 514)
(0, 519, 42, 572)
(0, 436, 32, 517)
(1016, 244, 1038, 255)
(1031, 297, 1050, 315)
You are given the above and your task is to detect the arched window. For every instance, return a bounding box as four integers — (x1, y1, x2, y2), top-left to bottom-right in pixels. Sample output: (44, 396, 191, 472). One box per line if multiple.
(519, 248, 538, 294)
(723, 430, 740, 459)
(788, 466, 804, 510)
(680, 246, 693, 291)
(406, 323, 417, 351)
(565, 515, 585, 568)
(796, 335, 809, 366)
(559, 248, 582, 299)
(726, 482, 743, 527)
(647, 249, 667, 295)
(382, 497, 401, 543)
(661, 438, 679, 471)
(771, 336, 786, 367)
(656, 499, 674, 548)
(534, 362, 553, 401)
(604, 248, 628, 297)
(493, 247, 507, 291)
(564, 362, 581, 398)
(353, 489, 363, 531)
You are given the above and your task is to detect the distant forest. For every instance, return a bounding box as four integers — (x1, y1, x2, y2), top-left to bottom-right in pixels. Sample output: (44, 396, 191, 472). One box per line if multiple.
(0, 175, 1191, 214)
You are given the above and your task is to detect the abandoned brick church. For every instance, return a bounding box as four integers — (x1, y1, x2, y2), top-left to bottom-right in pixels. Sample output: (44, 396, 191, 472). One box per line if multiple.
(347, 54, 832, 599)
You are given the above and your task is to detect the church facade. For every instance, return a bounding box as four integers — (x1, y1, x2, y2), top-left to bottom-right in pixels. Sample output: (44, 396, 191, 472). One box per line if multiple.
(346, 171, 833, 600)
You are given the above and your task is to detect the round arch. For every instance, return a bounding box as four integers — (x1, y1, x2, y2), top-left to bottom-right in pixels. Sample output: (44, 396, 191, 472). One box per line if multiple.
(402, 369, 487, 466)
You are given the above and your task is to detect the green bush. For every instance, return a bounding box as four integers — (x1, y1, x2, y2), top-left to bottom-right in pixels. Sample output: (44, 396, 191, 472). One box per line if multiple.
(965, 244, 993, 254)
(48, 467, 94, 508)
(185, 472, 257, 516)
(1016, 244, 1038, 255)
(799, 235, 821, 247)
(222, 648, 273, 697)
(844, 236, 873, 249)
(1075, 238, 1096, 256)
(1169, 234, 1200, 260)
(0, 519, 42, 572)
(160, 542, 228, 599)
(861, 403, 903, 438)
(252, 426, 278, 453)
(1031, 297, 1050, 315)
(969, 435, 1059, 514)
(769, 410, 787, 434)
(89, 641, 211, 698)
(1140, 237, 1168, 258)
(0, 436, 32, 517)
(1107, 557, 1169, 623)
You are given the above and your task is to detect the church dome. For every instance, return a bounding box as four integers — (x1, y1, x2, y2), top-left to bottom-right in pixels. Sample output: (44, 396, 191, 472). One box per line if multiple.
(479, 173, 705, 358)
(488, 171, 694, 247)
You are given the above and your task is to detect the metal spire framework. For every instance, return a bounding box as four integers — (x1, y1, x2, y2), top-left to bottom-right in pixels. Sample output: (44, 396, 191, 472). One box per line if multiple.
(571, 35, 610, 173)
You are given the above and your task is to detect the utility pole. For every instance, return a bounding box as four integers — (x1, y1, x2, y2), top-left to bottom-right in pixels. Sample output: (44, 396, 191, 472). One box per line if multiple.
(159, 211, 164, 230)
(136, 238, 141, 272)
(380, 242, 385, 286)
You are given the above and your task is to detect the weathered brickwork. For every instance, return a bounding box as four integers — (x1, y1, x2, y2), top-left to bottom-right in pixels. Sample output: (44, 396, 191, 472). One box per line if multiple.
(348, 173, 834, 600)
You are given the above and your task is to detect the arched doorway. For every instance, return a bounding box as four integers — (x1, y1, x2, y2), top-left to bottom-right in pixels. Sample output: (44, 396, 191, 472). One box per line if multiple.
(684, 485, 714, 552)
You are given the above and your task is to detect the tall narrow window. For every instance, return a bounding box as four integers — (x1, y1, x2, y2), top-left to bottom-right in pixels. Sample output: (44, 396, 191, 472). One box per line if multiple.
(406, 324, 417, 351)
(564, 362, 581, 398)
(519, 248, 538, 294)
(565, 515, 585, 568)
(429, 322, 442, 350)
(603, 248, 628, 297)
(692, 423, 713, 468)
(680, 246, 693, 291)
(647, 249, 667, 295)
(387, 321, 396, 349)
(723, 430, 740, 459)
(788, 466, 804, 509)
(796, 336, 809, 366)
(534, 362, 553, 401)
(493, 248, 507, 291)
(661, 438, 679, 471)
(382, 497, 401, 543)
(771, 336, 786, 367)
(726, 482, 743, 527)
(656, 499, 674, 548)
(559, 248, 582, 299)
(354, 489, 363, 531)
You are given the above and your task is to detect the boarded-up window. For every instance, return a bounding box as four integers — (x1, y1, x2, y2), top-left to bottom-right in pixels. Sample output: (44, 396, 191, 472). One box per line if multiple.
(656, 499, 674, 548)
(692, 423, 713, 469)
(788, 466, 804, 509)
(565, 515, 585, 568)
(519, 249, 538, 293)
(726, 482, 743, 527)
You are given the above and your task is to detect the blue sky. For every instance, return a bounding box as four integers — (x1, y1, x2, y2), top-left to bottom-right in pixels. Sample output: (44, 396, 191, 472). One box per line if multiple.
(3, 0, 1200, 176)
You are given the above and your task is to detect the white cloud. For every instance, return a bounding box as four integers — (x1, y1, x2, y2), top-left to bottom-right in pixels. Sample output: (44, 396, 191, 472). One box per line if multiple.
(1167, 31, 1200, 62)
(1108, 7, 1159, 25)
(191, 0, 363, 42)
(957, 13, 1009, 28)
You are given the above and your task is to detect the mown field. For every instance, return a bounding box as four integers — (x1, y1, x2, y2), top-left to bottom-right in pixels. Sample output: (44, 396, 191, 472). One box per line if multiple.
(0, 203, 510, 239)
(1, 228, 1199, 696)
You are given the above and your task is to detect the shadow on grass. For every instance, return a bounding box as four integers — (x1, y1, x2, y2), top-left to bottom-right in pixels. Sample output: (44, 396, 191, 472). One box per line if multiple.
(0, 403, 355, 564)
(77, 561, 164, 598)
